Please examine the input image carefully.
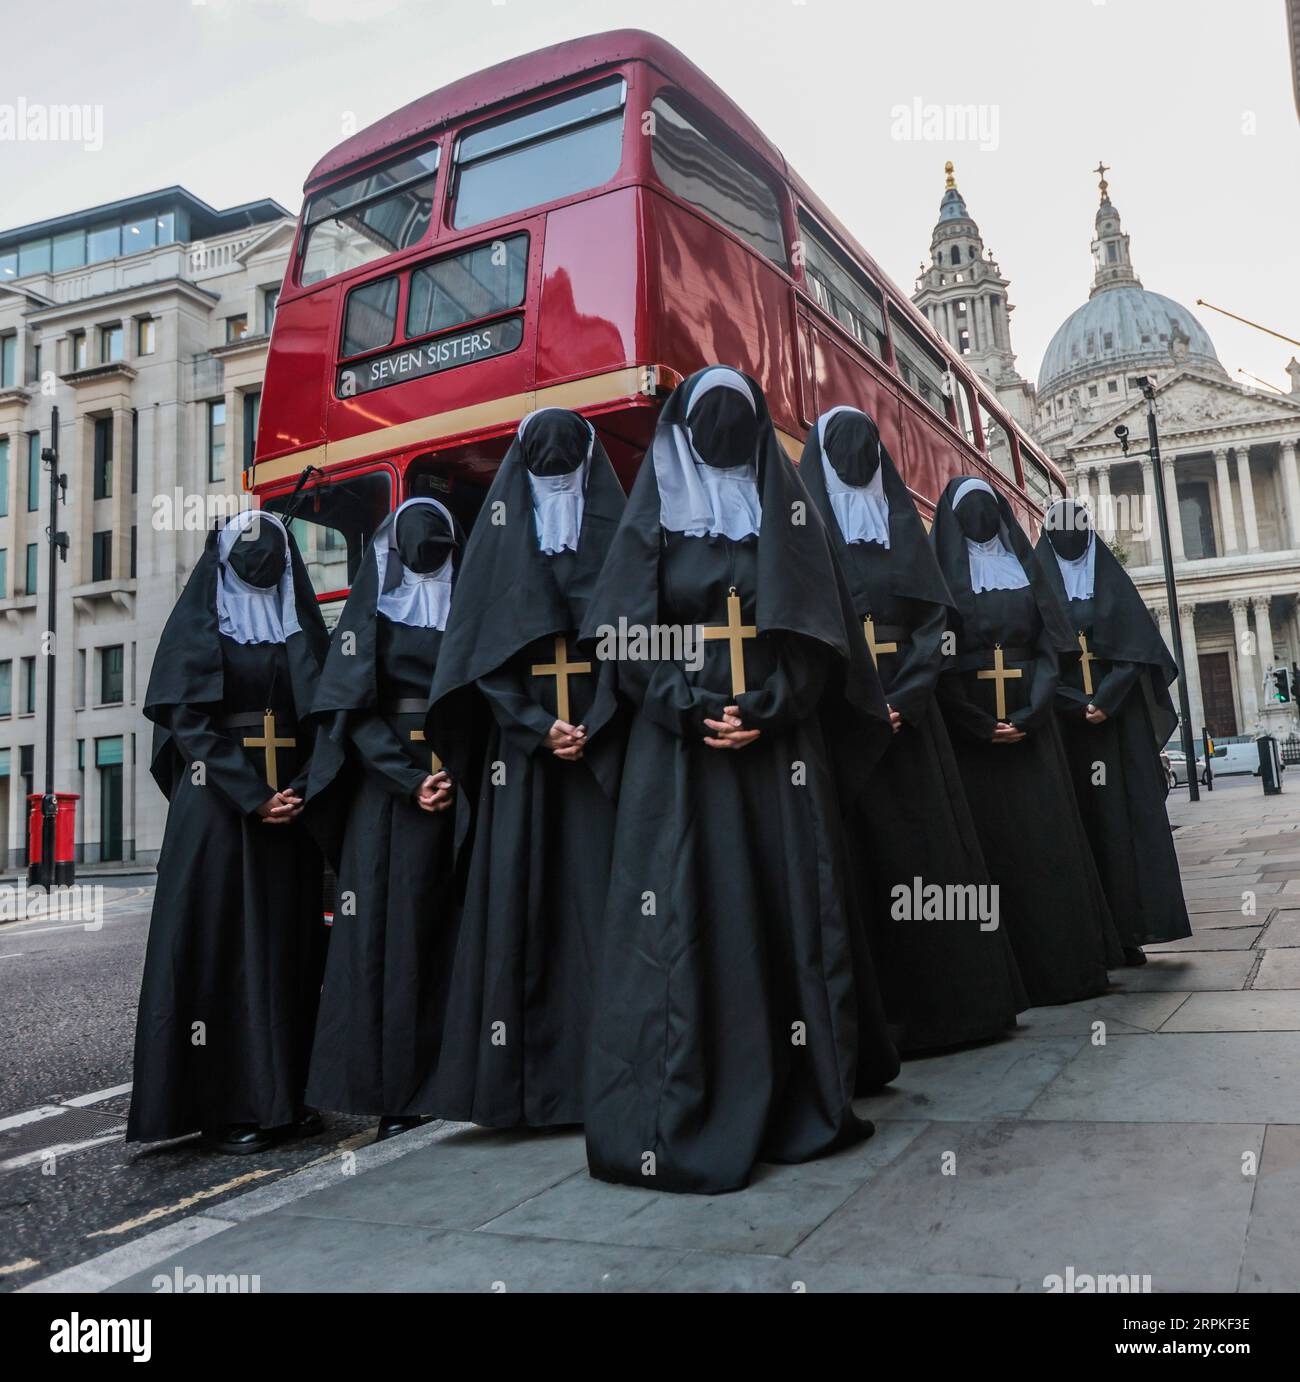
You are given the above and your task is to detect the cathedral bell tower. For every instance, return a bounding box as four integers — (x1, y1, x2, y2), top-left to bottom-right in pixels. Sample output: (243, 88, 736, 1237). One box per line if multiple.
(912, 162, 1034, 426)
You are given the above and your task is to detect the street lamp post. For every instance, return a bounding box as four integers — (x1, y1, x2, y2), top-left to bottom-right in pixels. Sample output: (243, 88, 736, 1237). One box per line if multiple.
(1116, 377, 1199, 803)
(37, 407, 70, 887)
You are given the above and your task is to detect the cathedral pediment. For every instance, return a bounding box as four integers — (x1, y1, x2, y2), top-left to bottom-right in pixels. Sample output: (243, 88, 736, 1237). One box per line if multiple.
(1070, 370, 1300, 448)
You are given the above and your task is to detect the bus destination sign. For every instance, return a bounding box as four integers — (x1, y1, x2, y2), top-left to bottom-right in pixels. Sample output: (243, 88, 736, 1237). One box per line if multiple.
(337, 316, 524, 398)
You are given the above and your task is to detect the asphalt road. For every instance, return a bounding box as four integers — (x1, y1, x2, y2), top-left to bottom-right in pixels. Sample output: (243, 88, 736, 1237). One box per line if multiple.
(0, 881, 372, 1292)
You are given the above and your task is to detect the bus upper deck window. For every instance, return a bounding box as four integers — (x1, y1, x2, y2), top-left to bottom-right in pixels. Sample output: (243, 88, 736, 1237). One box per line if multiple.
(649, 95, 787, 269)
(301, 144, 440, 286)
(977, 395, 1017, 480)
(452, 79, 626, 230)
(799, 214, 885, 357)
(892, 322, 948, 418)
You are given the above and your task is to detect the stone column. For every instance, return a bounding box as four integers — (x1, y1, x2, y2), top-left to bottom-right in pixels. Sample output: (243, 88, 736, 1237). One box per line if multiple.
(1213, 446, 1239, 553)
(1253, 595, 1276, 672)
(1162, 457, 1185, 561)
(1231, 596, 1260, 729)
(1279, 439, 1300, 550)
(1178, 601, 1204, 735)
(1075, 467, 1093, 509)
(1235, 446, 1260, 552)
(1139, 457, 1158, 564)
(1095, 464, 1113, 537)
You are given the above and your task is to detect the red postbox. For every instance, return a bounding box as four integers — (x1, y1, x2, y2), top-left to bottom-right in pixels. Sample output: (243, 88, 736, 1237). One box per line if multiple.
(27, 792, 80, 887)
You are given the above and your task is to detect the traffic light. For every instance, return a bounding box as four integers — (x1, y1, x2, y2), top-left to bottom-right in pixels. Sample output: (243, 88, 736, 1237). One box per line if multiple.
(1268, 666, 1292, 704)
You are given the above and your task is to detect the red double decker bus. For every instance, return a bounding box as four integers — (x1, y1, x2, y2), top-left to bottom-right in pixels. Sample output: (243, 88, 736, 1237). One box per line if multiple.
(250, 28, 1065, 610)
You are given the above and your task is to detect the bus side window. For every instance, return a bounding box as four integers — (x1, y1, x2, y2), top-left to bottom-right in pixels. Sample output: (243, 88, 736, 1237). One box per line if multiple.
(451, 79, 626, 230)
(798, 213, 887, 358)
(976, 395, 1016, 481)
(892, 320, 948, 419)
(947, 373, 977, 448)
(1021, 453, 1052, 509)
(648, 94, 787, 269)
(342, 275, 399, 358)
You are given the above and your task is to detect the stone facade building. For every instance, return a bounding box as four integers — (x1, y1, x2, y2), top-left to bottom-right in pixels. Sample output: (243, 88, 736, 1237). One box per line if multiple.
(914, 165, 1300, 743)
(0, 190, 294, 867)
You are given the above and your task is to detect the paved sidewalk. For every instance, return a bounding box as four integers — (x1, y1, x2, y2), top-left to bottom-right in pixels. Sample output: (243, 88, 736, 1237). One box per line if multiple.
(27, 779, 1300, 1294)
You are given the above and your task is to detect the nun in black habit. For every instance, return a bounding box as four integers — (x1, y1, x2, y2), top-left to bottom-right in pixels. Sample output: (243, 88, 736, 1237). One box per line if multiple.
(128, 510, 330, 1153)
(305, 498, 463, 1141)
(931, 478, 1122, 1007)
(800, 409, 1026, 1052)
(1037, 500, 1191, 960)
(425, 408, 626, 1128)
(579, 367, 899, 1196)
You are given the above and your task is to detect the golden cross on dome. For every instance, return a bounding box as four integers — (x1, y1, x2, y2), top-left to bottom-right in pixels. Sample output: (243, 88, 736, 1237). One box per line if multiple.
(1094, 160, 1110, 201)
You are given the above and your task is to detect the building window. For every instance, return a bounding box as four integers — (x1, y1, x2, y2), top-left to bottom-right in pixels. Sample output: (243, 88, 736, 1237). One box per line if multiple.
(19, 743, 34, 798)
(99, 323, 123, 364)
(99, 645, 125, 704)
(0, 436, 8, 517)
(24, 542, 37, 595)
(52, 229, 86, 271)
(92, 530, 112, 581)
(136, 317, 156, 355)
(26, 432, 40, 511)
(957, 329, 971, 354)
(207, 400, 226, 482)
(0, 333, 15, 387)
(0, 547, 6, 597)
(263, 287, 280, 333)
(1179, 482, 1218, 560)
(21, 656, 36, 714)
(87, 222, 121, 261)
(69, 330, 88, 371)
(93, 416, 113, 499)
(225, 315, 248, 344)
(1088, 384, 1098, 398)
(243, 391, 261, 470)
(130, 408, 139, 492)
(96, 736, 125, 862)
(1108, 379, 1119, 394)
(130, 524, 137, 578)
(0, 659, 10, 717)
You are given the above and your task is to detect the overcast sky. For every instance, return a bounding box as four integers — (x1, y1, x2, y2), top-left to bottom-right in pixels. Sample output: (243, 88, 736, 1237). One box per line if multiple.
(3, 0, 1296, 392)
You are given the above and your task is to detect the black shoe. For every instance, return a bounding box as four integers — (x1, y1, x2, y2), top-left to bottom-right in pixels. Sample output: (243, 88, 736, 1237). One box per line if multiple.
(202, 1123, 275, 1155)
(1122, 946, 1148, 967)
(376, 1115, 423, 1143)
(281, 1108, 323, 1140)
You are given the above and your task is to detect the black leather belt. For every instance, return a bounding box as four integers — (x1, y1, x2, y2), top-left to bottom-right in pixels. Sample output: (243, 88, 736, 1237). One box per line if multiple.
(384, 699, 429, 715)
(217, 711, 299, 735)
(953, 646, 1034, 673)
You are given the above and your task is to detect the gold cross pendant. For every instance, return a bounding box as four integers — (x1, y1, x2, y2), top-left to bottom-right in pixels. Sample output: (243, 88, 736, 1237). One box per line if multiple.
(976, 645, 1024, 721)
(701, 587, 758, 696)
(409, 728, 442, 775)
(530, 635, 592, 725)
(245, 709, 296, 790)
(1077, 631, 1097, 698)
(863, 614, 898, 667)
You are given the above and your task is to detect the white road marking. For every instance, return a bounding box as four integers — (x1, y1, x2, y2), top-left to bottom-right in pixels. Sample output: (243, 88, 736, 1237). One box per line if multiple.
(0, 952, 23, 959)
(0, 1130, 123, 1172)
(63, 1082, 133, 1108)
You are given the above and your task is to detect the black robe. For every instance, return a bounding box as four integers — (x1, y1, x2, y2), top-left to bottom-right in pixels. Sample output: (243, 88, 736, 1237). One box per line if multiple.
(799, 418, 1026, 1052)
(931, 480, 1122, 1008)
(305, 506, 464, 1117)
(425, 418, 626, 1127)
(579, 368, 898, 1195)
(128, 527, 329, 1142)
(1036, 520, 1192, 949)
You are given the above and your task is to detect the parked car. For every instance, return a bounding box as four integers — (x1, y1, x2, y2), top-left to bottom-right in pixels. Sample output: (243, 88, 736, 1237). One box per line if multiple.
(1164, 746, 1206, 787)
(1207, 741, 1286, 778)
